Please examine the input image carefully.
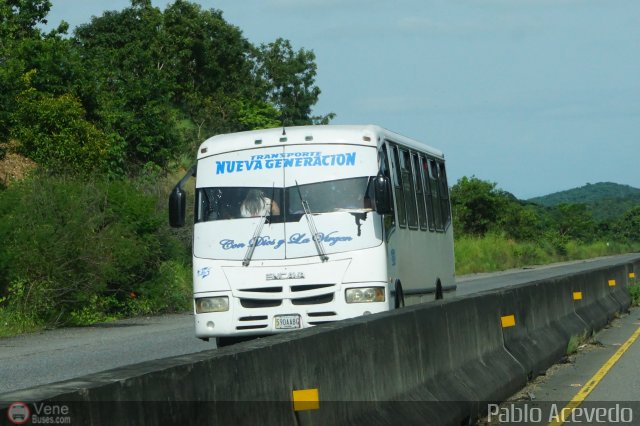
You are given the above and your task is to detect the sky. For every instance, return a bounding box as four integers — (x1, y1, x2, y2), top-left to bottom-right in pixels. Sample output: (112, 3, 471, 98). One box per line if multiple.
(44, 0, 640, 199)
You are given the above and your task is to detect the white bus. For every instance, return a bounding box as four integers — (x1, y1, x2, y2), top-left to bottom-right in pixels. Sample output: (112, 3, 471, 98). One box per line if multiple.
(169, 125, 455, 345)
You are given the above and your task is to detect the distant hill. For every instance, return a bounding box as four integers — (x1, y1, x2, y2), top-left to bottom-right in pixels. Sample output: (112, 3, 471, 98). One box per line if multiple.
(527, 182, 640, 222)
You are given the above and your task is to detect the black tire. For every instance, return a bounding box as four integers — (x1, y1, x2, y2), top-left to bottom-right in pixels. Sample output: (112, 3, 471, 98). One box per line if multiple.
(435, 280, 443, 300)
(216, 335, 257, 348)
(394, 280, 405, 309)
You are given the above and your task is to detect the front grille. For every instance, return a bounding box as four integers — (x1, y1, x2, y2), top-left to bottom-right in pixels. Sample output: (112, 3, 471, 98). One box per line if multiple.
(240, 287, 283, 293)
(240, 298, 282, 308)
(235, 282, 336, 309)
(291, 294, 333, 306)
(290, 284, 334, 292)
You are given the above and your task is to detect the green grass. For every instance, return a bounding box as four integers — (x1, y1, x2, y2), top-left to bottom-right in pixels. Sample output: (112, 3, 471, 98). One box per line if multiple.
(455, 234, 548, 275)
(0, 307, 41, 338)
(566, 334, 582, 355)
(455, 233, 639, 276)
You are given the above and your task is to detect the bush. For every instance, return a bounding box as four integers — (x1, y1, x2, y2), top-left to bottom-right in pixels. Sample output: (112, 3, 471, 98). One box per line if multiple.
(0, 174, 190, 328)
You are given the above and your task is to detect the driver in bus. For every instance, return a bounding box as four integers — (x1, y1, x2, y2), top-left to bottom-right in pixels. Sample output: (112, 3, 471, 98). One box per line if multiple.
(240, 189, 280, 217)
(333, 180, 372, 211)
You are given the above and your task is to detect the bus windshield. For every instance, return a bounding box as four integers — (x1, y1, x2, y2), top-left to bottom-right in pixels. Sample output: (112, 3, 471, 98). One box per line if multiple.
(197, 177, 372, 223)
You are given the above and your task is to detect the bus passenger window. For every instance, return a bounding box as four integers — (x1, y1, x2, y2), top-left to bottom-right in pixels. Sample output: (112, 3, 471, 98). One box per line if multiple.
(413, 154, 427, 231)
(391, 145, 407, 228)
(422, 157, 435, 231)
(402, 149, 418, 229)
(438, 162, 451, 228)
(429, 159, 443, 231)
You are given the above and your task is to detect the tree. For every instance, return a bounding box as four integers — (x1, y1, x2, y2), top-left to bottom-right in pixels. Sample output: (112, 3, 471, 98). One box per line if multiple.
(498, 202, 543, 241)
(254, 38, 332, 126)
(0, 0, 52, 140)
(0, 0, 74, 146)
(73, 1, 180, 172)
(614, 206, 640, 243)
(0, 0, 51, 42)
(4, 0, 330, 175)
(450, 176, 509, 236)
(162, 1, 254, 100)
(548, 203, 595, 242)
(10, 71, 118, 175)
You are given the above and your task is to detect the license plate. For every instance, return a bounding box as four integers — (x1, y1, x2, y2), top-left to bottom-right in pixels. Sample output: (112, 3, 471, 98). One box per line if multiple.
(274, 314, 301, 329)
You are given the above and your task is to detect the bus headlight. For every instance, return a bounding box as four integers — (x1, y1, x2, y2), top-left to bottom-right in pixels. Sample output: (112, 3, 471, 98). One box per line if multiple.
(345, 287, 385, 303)
(196, 297, 229, 313)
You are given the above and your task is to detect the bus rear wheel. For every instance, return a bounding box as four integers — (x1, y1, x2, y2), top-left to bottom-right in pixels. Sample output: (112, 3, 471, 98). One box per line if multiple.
(394, 280, 405, 309)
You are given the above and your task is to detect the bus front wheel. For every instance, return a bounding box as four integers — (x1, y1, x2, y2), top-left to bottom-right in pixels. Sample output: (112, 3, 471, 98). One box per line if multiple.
(435, 280, 443, 300)
(216, 335, 257, 348)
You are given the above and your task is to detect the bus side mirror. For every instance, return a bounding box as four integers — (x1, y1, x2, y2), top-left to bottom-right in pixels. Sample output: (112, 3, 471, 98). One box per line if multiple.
(169, 164, 196, 228)
(169, 186, 187, 228)
(373, 175, 393, 215)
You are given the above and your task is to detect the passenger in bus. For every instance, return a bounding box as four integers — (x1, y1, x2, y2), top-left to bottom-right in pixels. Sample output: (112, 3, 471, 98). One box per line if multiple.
(240, 189, 280, 217)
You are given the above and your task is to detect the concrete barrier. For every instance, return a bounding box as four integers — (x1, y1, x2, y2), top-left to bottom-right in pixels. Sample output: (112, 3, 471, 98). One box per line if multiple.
(573, 266, 626, 333)
(499, 276, 590, 379)
(2, 256, 639, 426)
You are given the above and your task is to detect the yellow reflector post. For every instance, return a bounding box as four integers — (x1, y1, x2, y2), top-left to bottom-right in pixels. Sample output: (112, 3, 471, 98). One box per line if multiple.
(630, 272, 636, 279)
(501, 315, 516, 328)
(608, 279, 616, 287)
(573, 292, 583, 301)
(292, 388, 319, 411)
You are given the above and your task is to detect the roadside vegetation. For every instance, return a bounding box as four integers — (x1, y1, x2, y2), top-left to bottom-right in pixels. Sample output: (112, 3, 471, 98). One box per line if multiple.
(452, 177, 640, 275)
(628, 276, 640, 306)
(1, 1, 639, 338)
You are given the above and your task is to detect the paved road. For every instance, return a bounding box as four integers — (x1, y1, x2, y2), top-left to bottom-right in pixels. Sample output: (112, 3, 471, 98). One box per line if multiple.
(2, 253, 639, 396)
(0, 314, 214, 394)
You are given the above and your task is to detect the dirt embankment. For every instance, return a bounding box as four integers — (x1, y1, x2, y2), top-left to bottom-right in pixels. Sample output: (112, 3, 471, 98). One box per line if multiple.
(0, 151, 36, 187)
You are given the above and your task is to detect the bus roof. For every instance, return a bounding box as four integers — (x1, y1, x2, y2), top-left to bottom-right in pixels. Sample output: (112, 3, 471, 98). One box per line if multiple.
(197, 125, 444, 160)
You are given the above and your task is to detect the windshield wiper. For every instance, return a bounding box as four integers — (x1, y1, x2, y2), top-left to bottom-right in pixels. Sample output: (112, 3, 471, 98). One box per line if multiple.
(243, 184, 276, 267)
(242, 212, 268, 267)
(294, 180, 328, 262)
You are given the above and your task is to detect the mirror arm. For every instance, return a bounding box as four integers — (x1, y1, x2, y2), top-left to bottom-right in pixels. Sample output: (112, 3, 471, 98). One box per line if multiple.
(178, 164, 197, 189)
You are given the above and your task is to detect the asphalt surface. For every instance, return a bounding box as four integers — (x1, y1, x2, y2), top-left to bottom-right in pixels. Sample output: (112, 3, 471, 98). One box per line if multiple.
(0, 314, 214, 394)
